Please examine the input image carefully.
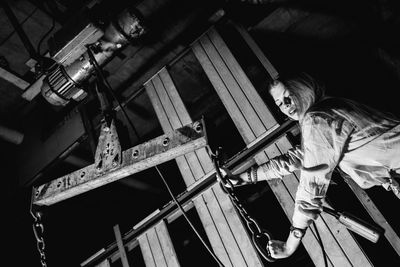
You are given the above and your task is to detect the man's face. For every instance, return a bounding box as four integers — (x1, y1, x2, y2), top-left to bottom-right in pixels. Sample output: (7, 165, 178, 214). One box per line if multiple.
(270, 82, 300, 121)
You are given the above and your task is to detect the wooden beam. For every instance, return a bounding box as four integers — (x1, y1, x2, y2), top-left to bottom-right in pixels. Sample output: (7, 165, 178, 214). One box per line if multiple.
(33, 120, 207, 206)
(231, 21, 279, 80)
(113, 224, 130, 267)
(0, 66, 29, 90)
(96, 259, 111, 267)
(138, 220, 180, 267)
(21, 75, 44, 101)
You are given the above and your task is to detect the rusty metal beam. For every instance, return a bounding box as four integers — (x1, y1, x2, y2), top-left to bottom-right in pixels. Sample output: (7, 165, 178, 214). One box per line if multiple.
(33, 120, 207, 206)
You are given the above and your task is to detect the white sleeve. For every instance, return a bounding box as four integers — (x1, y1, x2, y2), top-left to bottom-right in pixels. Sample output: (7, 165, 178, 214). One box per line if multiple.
(258, 145, 303, 181)
(292, 114, 353, 228)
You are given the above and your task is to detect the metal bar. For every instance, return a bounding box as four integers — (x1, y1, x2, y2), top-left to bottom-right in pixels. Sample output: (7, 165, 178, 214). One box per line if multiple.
(33, 119, 208, 206)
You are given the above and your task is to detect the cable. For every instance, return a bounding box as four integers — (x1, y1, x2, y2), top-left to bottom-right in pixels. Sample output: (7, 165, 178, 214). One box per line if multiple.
(86, 45, 225, 267)
(86, 46, 140, 138)
(312, 221, 328, 267)
(37, 2, 56, 56)
(154, 166, 225, 267)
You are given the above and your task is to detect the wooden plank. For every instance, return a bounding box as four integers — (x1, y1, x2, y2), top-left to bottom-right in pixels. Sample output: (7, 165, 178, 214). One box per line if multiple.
(195, 148, 214, 175)
(152, 75, 182, 129)
(343, 175, 400, 256)
(199, 34, 265, 138)
(151, 72, 206, 180)
(145, 73, 199, 185)
(113, 224, 130, 267)
(155, 220, 181, 267)
(154, 70, 214, 174)
(156, 69, 209, 180)
(146, 227, 168, 267)
(96, 259, 111, 267)
(231, 22, 279, 80)
(138, 234, 156, 267)
(144, 79, 196, 185)
(33, 120, 207, 205)
(193, 197, 232, 266)
(158, 68, 192, 126)
(21, 75, 44, 101)
(207, 28, 277, 130)
(192, 43, 255, 143)
(144, 80, 174, 133)
(0, 66, 29, 90)
(201, 187, 249, 267)
(211, 185, 264, 267)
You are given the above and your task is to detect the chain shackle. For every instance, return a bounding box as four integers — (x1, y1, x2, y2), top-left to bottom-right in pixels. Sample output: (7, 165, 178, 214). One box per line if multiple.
(210, 148, 275, 263)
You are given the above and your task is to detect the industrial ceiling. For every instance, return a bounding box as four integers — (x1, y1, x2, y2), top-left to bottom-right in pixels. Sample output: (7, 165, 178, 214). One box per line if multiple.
(1, 0, 400, 266)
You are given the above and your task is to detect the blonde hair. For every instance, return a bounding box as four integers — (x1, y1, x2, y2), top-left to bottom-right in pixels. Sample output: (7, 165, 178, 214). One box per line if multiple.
(268, 73, 325, 120)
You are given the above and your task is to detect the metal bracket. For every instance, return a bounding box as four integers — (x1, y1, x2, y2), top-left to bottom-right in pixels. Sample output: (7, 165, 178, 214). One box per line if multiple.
(94, 119, 122, 173)
(33, 119, 207, 206)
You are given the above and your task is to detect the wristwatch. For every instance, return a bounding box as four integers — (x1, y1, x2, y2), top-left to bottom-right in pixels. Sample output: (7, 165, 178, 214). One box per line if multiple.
(290, 225, 306, 239)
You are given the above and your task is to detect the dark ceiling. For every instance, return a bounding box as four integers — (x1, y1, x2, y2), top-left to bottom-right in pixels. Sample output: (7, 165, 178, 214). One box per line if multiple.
(1, 0, 400, 266)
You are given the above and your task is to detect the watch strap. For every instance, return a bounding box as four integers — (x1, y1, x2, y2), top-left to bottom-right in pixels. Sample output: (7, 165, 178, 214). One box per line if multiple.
(290, 225, 306, 238)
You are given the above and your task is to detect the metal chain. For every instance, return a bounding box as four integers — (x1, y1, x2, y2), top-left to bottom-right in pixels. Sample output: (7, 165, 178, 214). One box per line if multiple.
(211, 149, 275, 262)
(30, 201, 47, 267)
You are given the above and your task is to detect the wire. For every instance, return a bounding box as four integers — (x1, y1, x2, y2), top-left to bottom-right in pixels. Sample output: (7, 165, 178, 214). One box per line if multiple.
(154, 166, 225, 267)
(37, 2, 56, 56)
(86, 46, 140, 138)
(312, 221, 328, 267)
(86, 45, 225, 267)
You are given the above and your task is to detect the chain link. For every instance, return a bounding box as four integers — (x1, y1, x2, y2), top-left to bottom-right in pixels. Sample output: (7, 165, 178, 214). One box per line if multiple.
(31, 206, 48, 267)
(212, 150, 275, 262)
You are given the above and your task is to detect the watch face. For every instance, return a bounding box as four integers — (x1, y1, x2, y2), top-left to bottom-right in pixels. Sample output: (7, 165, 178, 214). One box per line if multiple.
(292, 229, 304, 238)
